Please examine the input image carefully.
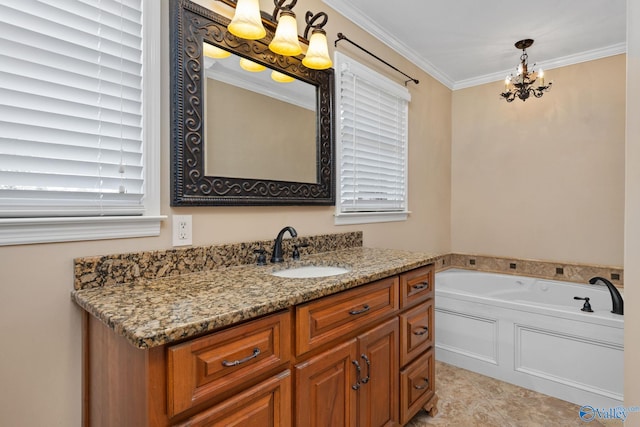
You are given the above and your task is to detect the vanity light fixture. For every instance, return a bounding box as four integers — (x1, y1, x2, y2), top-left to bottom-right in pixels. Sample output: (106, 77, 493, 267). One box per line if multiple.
(239, 57, 266, 72)
(227, 0, 266, 40)
(269, 8, 302, 56)
(302, 28, 331, 69)
(500, 39, 552, 102)
(220, 0, 333, 70)
(203, 43, 231, 59)
(271, 70, 295, 82)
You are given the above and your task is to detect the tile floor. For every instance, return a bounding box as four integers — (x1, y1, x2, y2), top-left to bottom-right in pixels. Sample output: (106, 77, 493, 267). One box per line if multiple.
(408, 361, 624, 427)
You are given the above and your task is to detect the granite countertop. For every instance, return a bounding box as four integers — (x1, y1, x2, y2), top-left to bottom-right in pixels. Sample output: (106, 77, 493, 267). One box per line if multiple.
(73, 247, 439, 349)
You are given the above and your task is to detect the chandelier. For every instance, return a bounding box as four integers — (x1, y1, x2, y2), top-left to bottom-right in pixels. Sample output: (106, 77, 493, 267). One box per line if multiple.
(500, 39, 552, 102)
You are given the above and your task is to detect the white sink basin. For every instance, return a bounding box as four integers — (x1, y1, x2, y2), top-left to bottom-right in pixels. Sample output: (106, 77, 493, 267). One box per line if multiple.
(271, 265, 350, 278)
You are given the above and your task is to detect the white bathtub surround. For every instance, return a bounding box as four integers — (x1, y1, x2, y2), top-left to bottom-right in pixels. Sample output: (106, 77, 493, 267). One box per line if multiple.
(435, 269, 624, 409)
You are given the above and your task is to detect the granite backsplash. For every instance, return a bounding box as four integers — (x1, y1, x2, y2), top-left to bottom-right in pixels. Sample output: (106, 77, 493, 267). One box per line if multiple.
(74, 231, 363, 290)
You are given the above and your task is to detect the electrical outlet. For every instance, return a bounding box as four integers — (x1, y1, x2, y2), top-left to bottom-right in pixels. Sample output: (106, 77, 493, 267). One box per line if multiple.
(172, 215, 192, 246)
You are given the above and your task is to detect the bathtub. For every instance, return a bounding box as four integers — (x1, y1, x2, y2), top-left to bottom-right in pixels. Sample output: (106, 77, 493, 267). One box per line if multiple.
(435, 269, 624, 408)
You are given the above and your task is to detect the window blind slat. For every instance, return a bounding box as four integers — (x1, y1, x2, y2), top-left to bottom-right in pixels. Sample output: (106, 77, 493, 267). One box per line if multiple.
(0, 0, 144, 218)
(0, 57, 141, 102)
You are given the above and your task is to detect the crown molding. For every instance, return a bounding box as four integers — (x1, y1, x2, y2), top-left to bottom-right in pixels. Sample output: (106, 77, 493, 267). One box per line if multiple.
(323, 0, 626, 91)
(323, 0, 455, 89)
(453, 42, 628, 90)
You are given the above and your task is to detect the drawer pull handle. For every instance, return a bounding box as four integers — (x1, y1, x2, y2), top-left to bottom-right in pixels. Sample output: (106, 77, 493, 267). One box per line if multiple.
(412, 281, 429, 290)
(349, 304, 370, 315)
(221, 348, 260, 367)
(352, 360, 362, 390)
(361, 354, 371, 384)
(414, 377, 429, 390)
(413, 326, 429, 336)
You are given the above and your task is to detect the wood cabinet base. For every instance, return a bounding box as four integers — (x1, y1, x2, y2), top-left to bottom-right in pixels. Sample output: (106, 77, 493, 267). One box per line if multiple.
(82, 265, 437, 426)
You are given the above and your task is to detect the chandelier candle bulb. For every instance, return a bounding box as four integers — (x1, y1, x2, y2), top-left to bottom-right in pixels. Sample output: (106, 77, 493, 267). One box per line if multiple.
(539, 69, 545, 86)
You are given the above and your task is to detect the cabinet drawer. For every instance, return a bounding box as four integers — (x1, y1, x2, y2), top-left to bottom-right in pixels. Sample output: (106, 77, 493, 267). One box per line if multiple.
(400, 348, 435, 424)
(400, 265, 434, 308)
(167, 311, 291, 417)
(175, 370, 292, 427)
(296, 276, 399, 355)
(400, 299, 434, 367)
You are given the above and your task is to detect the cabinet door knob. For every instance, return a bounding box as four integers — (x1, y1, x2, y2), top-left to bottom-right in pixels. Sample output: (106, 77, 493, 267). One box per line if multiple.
(221, 348, 261, 367)
(349, 304, 370, 315)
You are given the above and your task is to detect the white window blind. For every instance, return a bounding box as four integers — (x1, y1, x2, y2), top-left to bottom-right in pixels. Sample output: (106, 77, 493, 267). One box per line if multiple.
(334, 51, 410, 224)
(0, 0, 145, 218)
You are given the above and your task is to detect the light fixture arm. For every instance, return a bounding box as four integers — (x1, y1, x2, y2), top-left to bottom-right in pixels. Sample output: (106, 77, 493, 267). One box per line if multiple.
(303, 10, 328, 39)
(272, 0, 297, 21)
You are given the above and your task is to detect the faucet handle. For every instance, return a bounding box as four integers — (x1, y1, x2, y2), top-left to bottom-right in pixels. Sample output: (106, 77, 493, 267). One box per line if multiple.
(573, 296, 593, 312)
(254, 248, 267, 266)
(292, 243, 309, 260)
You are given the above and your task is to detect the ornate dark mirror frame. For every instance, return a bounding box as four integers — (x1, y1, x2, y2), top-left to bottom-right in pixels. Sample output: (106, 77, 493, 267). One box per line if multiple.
(170, 0, 335, 206)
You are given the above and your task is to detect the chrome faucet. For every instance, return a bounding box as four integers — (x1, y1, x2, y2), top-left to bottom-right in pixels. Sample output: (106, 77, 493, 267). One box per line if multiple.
(271, 226, 297, 263)
(589, 276, 624, 315)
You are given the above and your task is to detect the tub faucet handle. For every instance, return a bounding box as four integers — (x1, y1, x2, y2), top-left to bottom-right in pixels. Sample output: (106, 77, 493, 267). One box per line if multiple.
(573, 296, 593, 313)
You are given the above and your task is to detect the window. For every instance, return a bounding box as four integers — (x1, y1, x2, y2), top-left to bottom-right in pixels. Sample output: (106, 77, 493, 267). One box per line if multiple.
(0, 0, 163, 245)
(334, 51, 410, 225)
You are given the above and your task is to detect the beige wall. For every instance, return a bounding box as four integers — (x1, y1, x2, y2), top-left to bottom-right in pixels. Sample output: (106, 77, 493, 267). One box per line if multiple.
(451, 55, 626, 266)
(625, 0, 640, 423)
(0, 1, 451, 425)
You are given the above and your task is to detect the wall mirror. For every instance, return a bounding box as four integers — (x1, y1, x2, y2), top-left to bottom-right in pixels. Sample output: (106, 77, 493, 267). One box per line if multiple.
(170, 0, 335, 206)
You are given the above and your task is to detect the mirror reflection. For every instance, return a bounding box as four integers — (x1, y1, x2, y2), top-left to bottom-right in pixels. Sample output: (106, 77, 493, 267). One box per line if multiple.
(203, 42, 317, 183)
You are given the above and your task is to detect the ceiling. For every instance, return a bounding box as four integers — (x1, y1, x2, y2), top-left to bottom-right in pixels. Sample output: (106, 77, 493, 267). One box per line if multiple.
(322, 0, 626, 90)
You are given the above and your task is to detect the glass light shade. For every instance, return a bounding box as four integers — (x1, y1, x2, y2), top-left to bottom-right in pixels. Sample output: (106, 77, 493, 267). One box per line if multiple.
(203, 43, 231, 59)
(227, 0, 266, 40)
(271, 70, 295, 83)
(239, 57, 266, 72)
(269, 11, 302, 56)
(302, 28, 332, 70)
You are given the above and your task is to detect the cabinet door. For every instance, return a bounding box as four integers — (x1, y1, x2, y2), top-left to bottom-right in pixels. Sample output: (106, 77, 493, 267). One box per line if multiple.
(175, 370, 291, 427)
(295, 339, 358, 427)
(357, 317, 399, 427)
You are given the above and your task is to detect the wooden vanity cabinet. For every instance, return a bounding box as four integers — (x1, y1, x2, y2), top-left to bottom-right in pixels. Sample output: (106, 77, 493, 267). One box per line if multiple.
(82, 264, 436, 427)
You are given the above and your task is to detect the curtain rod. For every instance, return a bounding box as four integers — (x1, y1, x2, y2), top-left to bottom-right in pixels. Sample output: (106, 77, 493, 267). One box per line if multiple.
(334, 32, 419, 86)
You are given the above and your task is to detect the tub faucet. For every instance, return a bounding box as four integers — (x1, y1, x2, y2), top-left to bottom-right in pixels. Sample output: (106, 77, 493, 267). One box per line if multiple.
(589, 277, 624, 315)
(271, 226, 297, 263)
